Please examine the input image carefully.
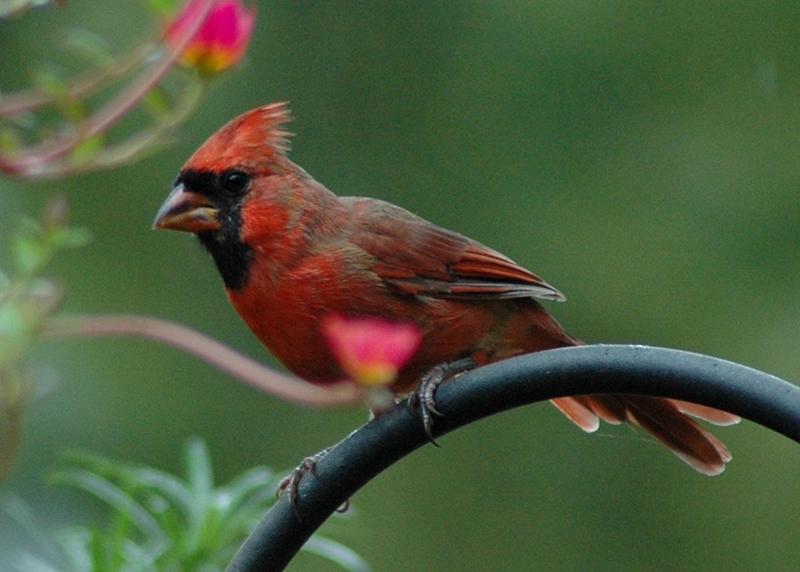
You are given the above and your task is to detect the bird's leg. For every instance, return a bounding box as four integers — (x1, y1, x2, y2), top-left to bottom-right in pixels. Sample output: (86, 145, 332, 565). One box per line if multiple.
(276, 428, 361, 520)
(410, 357, 476, 442)
(280, 357, 475, 517)
(276, 448, 330, 521)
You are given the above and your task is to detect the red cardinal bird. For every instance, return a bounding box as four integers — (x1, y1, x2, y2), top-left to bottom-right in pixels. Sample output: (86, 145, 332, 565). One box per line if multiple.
(154, 103, 739, 475)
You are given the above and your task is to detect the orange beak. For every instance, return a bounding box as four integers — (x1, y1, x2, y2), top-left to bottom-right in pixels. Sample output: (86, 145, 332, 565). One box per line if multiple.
(153, 183, 220, 233)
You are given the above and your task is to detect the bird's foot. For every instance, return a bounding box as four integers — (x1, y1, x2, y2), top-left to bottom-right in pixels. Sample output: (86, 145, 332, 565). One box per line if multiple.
(409, 357, 475, 443)
(277, 448, 331, 521)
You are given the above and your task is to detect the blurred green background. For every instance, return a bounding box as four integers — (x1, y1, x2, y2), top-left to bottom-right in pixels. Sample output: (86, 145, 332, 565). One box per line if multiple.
(2, 1, 800, 570)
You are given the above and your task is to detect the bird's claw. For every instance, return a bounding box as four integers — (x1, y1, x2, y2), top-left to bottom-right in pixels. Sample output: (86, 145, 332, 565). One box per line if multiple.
(410, 357, 475, 444)
(276, 448, 330, 521)
(409, 365, 447, 444)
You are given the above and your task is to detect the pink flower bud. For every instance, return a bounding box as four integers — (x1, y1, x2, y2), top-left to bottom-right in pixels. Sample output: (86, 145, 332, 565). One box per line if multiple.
(164, 0, 256, 75)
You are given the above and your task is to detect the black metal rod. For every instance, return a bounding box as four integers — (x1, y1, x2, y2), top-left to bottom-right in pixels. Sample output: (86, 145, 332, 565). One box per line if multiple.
(225, 344, 800, 571)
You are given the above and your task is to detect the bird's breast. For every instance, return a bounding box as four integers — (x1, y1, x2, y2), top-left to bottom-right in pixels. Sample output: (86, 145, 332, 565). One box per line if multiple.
(225, 245, 385, 382)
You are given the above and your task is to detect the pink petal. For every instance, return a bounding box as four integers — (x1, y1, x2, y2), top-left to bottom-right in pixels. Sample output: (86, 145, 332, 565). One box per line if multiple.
(322, 315, 422, 386)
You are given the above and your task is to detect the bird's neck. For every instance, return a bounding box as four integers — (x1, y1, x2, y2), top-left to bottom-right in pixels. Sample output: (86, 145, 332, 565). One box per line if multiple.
(197, 227, 253, 291)
(203, 172, 345, 292)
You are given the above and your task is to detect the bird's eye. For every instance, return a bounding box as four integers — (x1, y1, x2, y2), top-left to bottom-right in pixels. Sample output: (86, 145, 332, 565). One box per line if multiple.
(220, 170, 250, 195)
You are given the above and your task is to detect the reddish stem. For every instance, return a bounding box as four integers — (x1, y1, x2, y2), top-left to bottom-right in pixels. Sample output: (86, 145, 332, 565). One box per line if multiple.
(43, 314, 364, 407)
(0, 41, 153, 117)
(0, 0, 216, 176)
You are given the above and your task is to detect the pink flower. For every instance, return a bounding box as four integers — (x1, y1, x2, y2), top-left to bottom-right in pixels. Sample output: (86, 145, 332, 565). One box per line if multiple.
(322, 315, 422, 387)
(164, 0, 256, 75)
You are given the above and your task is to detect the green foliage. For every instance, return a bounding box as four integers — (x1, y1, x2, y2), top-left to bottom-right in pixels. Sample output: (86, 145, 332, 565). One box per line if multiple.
(0, 197, 90, 482)
(63, 28, 116, 69)
(145, 0, 181, 19)
(0, 0, 56, 19)
(2, 438, 369, 571)
(30, 66, 88, 126)
(13, 196, 92, 277)
(2, 197, 90, 367)
(141, 86, 174, 119)
(69, 134, 107, 167)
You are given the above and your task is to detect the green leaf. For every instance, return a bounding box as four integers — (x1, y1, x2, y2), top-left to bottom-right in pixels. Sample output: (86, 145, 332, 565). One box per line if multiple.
(185, 437, 214, 499)
(12, 216, 46, 276)
(31, 66, 87, 124)
(50, 226, 92, 250)
(127, 466, 193, 513)
(12, 234, 50, 276)
(146, 0, 181, 18)
(70, 134, 106, 166)
(51, 468, 167, 543)
(304, 536, 372, 572)
(31, 66, 69, 101)
(0, 493, 56, 555)
(35, 439, 369, 570)
(142, 86, 173, 118)
(64, 28, 115, 68)
(60, 98, 89, 126)
(0, 125, 21, 153)
(56, 527, 96, 572)
(216, 466, 277, 514)
(0, 0, 58, 19)
(12, 234, 46, 276)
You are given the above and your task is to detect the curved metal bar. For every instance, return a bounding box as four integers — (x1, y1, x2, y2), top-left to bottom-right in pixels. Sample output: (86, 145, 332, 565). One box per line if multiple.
(225, 344, 800, 571)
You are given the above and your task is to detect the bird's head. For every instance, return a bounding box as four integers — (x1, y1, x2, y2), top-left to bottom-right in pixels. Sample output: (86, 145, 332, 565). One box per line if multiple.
(153, 102, 294, 289)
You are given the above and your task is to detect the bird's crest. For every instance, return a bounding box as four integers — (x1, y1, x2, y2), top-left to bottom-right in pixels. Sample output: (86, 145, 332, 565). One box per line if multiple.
(238, 102, 294, 153)
(183, 102, 294, 171)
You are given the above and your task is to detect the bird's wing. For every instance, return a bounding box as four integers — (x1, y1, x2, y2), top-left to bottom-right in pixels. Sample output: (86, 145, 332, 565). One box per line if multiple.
(342, 197, 565, 301)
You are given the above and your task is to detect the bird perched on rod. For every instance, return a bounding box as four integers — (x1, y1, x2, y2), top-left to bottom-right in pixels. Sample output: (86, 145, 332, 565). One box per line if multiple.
(154, 102, 739, 476)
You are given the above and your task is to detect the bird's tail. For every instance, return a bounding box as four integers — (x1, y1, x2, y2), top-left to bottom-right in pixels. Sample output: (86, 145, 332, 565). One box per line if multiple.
(550, 338, 740, 475)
